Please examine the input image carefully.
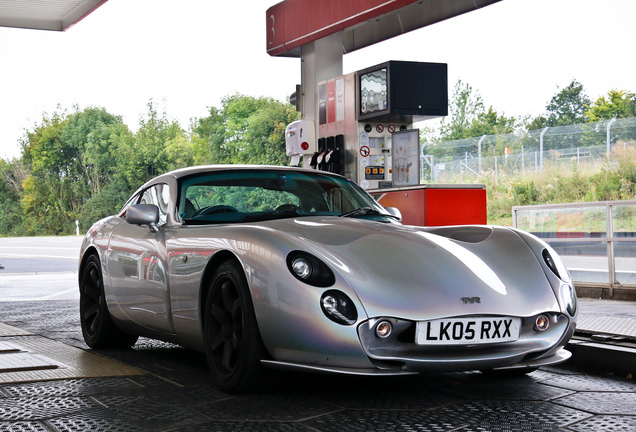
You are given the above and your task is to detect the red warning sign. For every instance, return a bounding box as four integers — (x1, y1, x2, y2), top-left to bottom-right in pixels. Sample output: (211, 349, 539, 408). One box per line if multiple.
(376, 124, 384, 134)
(388, 124, 396, 133)
(360, 146, 370, 157)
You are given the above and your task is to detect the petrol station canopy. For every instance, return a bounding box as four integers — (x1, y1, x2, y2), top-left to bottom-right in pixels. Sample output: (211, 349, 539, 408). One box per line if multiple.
(266, 0, 501, 57)
(0, 0, 107, 31)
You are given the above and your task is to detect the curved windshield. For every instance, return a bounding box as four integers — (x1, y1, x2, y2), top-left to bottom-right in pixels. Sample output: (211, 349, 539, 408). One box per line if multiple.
(178, 169, 391, 224)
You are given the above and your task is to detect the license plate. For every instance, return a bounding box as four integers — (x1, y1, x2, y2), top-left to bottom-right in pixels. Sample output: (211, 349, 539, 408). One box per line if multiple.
(416, 317, 521, 345)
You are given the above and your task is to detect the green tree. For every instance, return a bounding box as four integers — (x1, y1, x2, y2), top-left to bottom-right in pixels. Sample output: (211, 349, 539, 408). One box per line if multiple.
(586, 89, 636, 121)
(468, 107, 517, 136)
(544, 79, 590, 126)
(193, 94, 299, 165)
(20, 110, 82, 234)
(0, 159, 27, 236)
(62, 107, 127, 199)
(116, 101, 188, 187)
(469, 107, 519, 156)
(19, 107, 135, 234)
(437, 80, 485, 141)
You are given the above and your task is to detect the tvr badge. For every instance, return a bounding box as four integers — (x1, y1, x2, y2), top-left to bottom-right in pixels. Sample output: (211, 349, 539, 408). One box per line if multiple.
(461, 297, 481, 304)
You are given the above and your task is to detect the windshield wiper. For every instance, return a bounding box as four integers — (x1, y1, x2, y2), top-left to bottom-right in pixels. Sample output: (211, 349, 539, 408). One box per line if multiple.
(339, 207, 400, 220)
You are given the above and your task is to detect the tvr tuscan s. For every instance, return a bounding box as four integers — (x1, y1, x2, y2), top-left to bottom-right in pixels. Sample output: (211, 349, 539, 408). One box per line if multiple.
(79, 165, 577, 392)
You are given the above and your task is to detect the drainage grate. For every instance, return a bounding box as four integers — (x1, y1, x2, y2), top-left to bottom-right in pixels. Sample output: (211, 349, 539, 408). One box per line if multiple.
(0, 353, 59, 373)
(577, 315, 636, 339)
(1, 377, 143, 398)
(0, 421, 50, 432)
(0, 397, 96, 421)
(0, 342, 22, 353)
(173, 421, 327, 432)
(553, 392, 636, 415)
(49, 406, 209, 432)
(0, 324, 32, 337)
(0, 337, 143, 384)
(305, 410, 466, 432)
(567, 415, 636, 432)
(436, 400, 591, 428)
(541, 373, 636, 392)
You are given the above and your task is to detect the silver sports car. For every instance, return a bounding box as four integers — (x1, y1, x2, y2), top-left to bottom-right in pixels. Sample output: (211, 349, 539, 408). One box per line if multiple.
(79, 165, 577, 392)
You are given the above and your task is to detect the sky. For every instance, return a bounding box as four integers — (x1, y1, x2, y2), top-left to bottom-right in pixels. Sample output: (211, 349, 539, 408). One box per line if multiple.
(0, 0, 634, 160)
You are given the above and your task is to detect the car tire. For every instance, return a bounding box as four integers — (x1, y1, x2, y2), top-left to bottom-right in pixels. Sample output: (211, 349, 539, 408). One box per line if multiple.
(204, 260, 268, 393)
(80, 254, 138, 349)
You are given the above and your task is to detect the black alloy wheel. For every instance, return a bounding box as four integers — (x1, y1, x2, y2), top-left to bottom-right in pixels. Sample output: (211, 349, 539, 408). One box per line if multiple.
(204, 260, 268, 392)
(79, 254, 138, 349)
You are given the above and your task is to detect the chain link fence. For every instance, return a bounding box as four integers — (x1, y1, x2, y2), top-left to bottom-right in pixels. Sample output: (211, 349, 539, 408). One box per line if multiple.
(422, 117, 636, 183)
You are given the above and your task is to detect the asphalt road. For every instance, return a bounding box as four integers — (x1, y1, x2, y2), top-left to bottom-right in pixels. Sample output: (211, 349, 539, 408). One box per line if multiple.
(0, 236, 82, 302)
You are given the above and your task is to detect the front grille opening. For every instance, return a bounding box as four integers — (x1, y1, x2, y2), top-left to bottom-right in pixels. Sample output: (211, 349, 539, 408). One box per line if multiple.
(397, 322, 416, 343)
(369, 358, 406, 371)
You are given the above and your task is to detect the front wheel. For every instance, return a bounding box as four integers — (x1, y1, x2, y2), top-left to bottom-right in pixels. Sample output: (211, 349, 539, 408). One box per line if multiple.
(79, 254, 138, 349)
(204, 260, 268, 392)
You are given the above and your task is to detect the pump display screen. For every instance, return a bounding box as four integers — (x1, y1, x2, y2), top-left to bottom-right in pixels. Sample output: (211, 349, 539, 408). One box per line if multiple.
(359, 68, 387, 115)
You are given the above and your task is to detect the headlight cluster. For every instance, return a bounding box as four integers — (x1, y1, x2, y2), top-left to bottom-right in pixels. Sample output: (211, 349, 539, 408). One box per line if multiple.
(542, 247, 571, 283)
(286, 251, 335, 287)
(321, 290, 358, 325)
(541, 247, 577, 317)
(287, 251, 358, 326)
(560, 283, 577, 317)
(542, 248, 561, 279)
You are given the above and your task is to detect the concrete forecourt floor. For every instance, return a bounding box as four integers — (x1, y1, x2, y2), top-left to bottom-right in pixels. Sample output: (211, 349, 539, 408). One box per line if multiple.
(0, 236, 634, 431)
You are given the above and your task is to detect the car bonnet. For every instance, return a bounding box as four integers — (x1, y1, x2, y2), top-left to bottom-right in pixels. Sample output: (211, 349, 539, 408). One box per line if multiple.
(269, 218, 560, 321)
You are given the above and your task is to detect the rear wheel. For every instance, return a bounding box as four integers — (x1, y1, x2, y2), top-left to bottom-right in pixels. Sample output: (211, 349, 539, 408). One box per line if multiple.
(204, 260, 268, 393)
(80, 254, 138, 349)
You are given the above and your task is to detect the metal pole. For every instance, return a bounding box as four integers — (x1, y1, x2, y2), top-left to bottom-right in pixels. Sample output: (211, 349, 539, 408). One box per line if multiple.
(495, 155, 498, 183)
(521, 145, 525, 174)
(539, 127, 549, 171)
(607, 118, 617, 159)
(300, 32, 343, 168)
(478, 135, 486, 174)
(607, 202, 616, 296)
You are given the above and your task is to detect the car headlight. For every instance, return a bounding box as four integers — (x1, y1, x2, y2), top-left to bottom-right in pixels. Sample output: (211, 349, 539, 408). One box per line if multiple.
(542, 247, 571, 283)
(286, 251, 335, 287)
(321, 290, 357, 325)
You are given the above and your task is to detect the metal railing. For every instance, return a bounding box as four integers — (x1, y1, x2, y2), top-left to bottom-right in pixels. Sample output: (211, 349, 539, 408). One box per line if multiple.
(513, 200, 636, 296)
(422, 117, 636, 183)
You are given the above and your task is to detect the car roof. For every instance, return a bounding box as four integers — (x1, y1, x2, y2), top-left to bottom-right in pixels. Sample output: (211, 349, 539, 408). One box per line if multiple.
(138, 164, 345, 191)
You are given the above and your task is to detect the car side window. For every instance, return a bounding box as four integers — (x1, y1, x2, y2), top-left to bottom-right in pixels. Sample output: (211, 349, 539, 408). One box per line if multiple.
(119, 193, 142, 218)
(140, 184, 170, 225)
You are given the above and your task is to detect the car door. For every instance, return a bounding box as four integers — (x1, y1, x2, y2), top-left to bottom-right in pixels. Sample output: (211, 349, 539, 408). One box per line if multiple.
(107, 183, 175, 334)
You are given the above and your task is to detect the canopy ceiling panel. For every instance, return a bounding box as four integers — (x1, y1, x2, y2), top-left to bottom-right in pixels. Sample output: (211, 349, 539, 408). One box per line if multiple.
(0, 0, 107, 31)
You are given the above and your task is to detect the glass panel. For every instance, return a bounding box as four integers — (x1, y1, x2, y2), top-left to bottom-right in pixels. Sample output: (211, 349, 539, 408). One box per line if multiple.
(548, 240, 609, 284)
(612, 204, 636, 236)
(615, 241, 636, 285)
(516, 206, 606, 239)
(612, 204, 636, 285)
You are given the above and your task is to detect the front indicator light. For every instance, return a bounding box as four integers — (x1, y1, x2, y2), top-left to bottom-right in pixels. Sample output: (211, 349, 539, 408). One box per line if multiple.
(535, 315, 550, 331)
(376, 321, 392, 338)
(320, 290, 357, 325)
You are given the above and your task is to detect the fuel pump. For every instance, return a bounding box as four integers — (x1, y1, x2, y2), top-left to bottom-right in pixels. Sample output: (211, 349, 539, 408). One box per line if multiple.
(287, 61, 447, 187)
(285, 120, 316, 166)
(284, 61, 486, 228)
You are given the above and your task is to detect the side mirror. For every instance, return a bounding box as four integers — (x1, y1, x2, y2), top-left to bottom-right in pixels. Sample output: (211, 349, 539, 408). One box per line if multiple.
(385, 207, 402, 222)
(126, 204, 160, 232)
